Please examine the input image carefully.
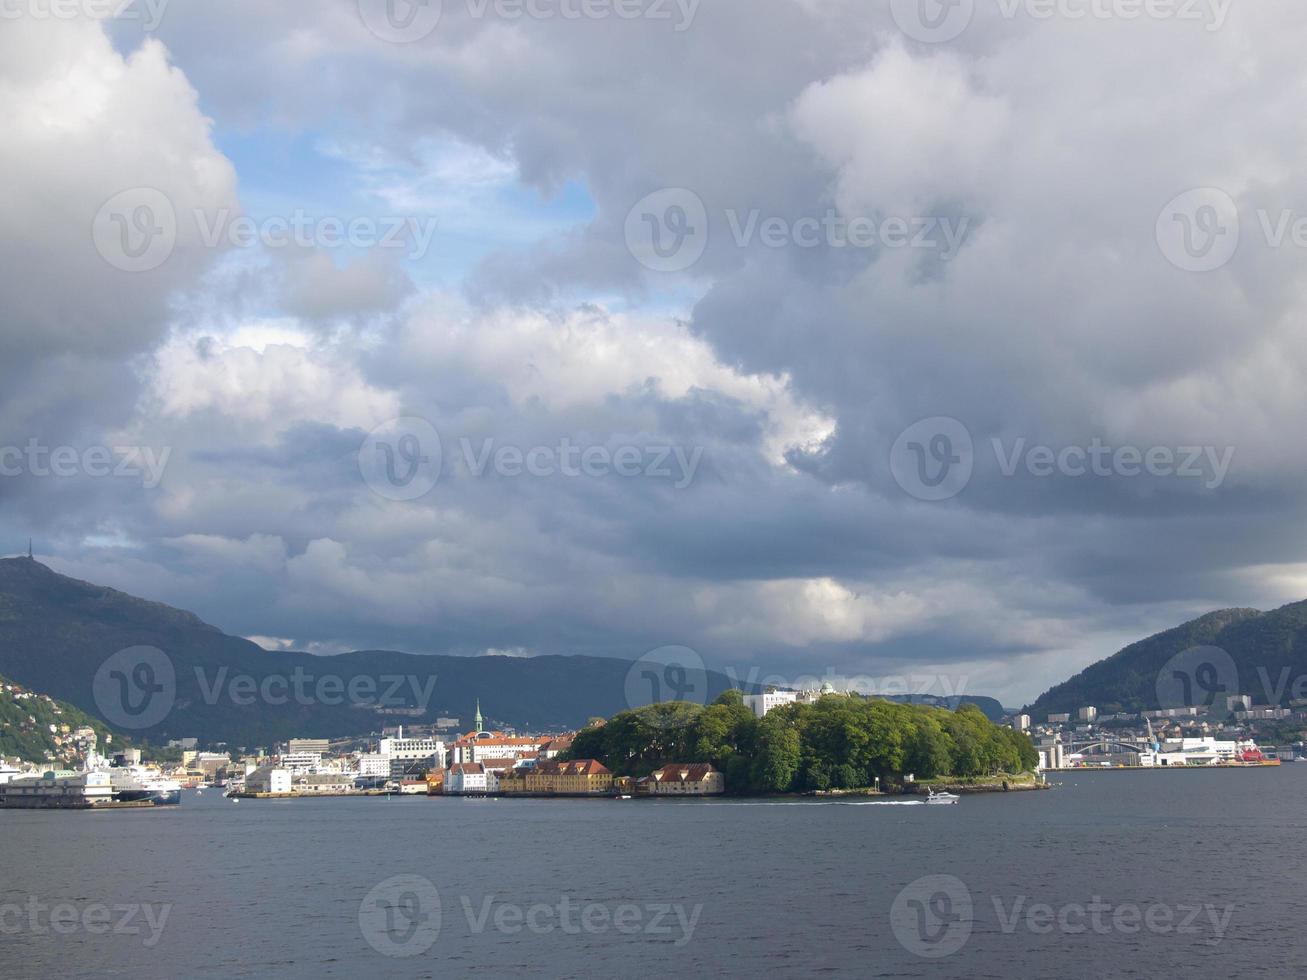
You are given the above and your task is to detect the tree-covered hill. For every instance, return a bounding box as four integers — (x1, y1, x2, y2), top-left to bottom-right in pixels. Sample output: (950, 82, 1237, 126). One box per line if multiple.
(565, 691, 1038, 794)
(0, 674, 118, 763)
(1027, 601, 1307, 718)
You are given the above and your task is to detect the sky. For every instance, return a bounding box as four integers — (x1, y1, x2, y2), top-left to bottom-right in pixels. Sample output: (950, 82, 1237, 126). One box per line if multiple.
(2, 0, 1306, 706)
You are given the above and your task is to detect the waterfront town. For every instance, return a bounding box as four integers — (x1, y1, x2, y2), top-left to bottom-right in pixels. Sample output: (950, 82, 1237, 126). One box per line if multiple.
(1019, 696, 1307, 770)
(0, 696, 733, 806)
(2, 686, 1305, 808)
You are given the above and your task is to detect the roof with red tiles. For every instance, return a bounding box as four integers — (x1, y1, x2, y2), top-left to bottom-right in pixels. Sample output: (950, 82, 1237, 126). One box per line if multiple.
(650, 763, 719, 783)
(533, 758, 611, 776)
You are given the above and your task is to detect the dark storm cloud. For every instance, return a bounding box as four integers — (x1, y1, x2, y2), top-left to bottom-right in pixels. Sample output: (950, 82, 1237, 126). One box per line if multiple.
(7, 5, 1307, 703)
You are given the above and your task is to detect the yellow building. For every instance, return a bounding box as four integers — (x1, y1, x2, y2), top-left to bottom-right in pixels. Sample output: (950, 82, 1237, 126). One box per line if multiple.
(639, 763, 725, 796)
(500, 759, 613, 796)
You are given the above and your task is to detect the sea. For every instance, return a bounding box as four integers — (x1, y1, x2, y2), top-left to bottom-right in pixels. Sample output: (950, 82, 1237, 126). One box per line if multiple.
(2, 767, 1305, 978)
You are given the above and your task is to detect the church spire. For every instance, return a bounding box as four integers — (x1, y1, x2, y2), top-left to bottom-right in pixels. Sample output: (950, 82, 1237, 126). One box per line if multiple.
(474, 699, 483, 733)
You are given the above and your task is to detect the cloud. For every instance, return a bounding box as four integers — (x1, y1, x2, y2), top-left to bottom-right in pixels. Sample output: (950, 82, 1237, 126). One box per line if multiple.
(0, 17, 236, 430)
(11, 4, 1307, 706)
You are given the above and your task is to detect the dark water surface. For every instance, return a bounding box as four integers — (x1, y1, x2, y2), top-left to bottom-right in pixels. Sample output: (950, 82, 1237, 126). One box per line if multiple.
(3, 768, 1305, 978)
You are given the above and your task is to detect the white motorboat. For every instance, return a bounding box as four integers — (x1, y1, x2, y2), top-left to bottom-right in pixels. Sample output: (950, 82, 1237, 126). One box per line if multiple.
(925, 789, 959, 805)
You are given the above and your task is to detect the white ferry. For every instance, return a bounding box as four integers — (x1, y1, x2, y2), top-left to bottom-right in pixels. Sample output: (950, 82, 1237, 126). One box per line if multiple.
(0, 753, 181, 809)
(103, 761, 183, 806)
(0, 769, 116, 808)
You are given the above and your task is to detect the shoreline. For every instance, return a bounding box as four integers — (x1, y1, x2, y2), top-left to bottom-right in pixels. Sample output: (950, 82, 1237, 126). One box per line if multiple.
(1046, 761, 1287, 772)
(230, 773, 1052, 801)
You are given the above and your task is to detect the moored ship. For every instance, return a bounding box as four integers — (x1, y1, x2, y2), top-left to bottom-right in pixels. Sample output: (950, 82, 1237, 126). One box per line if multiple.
(104, 762, 183, 805)
(0, 769, 116, 809)
(1237, 746, 1281, 767)
(0, 752, 182, 809)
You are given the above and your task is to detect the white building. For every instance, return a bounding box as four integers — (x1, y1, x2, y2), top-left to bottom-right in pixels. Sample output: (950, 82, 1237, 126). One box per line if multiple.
(1236, 707, 1291, 721)
(378, 731, 445, 777)
(1078, 706, 1098, 723)
(1013, 714, 1031, 732)
(1037, 743, 1066, 770)
(743, 689, 799, 718)
(278, 752, 322, 774)
(741, 683, 842, 718)
(641, 764, 725, 795)
(355, 753, 390, 778)
(1138, 737, 1246, 767)
(288, 739, 330, 755)
(0, 759, 32, 785)
(1047, 713, 1071, 724)
(444, 763, 489, 795)
(1143, 706, 1203, 719)
(246, 767, 292, 794)
(448, 734, 542, 765)
(290, 773, 353, 794)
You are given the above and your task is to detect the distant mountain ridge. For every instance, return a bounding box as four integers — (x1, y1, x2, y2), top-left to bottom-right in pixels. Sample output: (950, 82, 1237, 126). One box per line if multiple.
(0, 558, 1011, 745)
(0, 557, 752, 745)
(1027, 601, 1307, 718)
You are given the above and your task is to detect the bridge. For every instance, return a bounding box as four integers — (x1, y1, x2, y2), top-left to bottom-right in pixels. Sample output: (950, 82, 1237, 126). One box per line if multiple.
(1063, 737, 1154, 755)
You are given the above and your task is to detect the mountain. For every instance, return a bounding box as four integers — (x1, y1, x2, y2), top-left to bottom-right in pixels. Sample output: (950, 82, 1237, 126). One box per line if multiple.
(1026, 601, 1307, 718)
(0, 674, 118, 763)
(0, 557, 751, 746)
(0, 558, 1015, 746)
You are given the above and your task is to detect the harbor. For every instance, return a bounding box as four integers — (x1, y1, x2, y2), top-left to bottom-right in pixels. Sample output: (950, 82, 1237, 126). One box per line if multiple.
(0, 732, 181, 810)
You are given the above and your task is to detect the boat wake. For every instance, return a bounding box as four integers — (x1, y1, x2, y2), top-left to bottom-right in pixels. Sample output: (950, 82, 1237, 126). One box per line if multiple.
(705, 799, 929, 806)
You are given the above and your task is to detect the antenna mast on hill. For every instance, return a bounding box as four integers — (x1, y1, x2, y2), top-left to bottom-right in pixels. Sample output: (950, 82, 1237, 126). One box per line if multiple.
(27, 539, 32, 559)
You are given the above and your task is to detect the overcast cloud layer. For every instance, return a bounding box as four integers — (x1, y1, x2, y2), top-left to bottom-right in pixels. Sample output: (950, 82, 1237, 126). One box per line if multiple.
(4, 0, 1307, 705)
